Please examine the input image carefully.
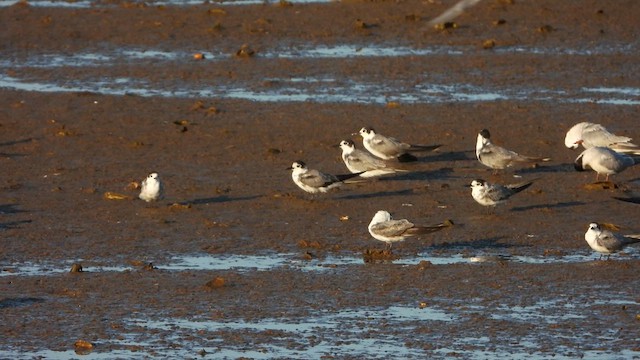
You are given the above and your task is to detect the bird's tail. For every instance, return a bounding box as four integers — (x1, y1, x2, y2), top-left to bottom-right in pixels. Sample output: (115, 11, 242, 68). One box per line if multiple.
(407, 219, 454, 235)
(610, 143, 640, 155)
(509, 180, 536, 194)
(336, 172, 367, 183)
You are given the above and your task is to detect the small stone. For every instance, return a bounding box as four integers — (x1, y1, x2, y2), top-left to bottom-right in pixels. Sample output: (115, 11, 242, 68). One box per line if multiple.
(205, 277, 226, 289)
(70, 263, 83, 273)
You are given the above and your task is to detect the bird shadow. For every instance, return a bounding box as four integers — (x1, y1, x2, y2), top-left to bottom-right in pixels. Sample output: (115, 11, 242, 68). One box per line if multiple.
(0, 219, 33, 230)
(380, 167, 455, 182)
(180, 195, 262, 206)
(613, 197, 640, 205)
(0, 204, 27, 215)
(0, 138, 33, 147)
(0, 297, 45, 309)
(418, 150, 475, 163)
(336, 188, 414, 200)
(511, 201, 586, 212)
(516, 163, 575, 175)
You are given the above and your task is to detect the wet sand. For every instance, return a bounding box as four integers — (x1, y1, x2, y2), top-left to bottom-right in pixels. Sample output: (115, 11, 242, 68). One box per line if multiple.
(1, 0, 640, 358)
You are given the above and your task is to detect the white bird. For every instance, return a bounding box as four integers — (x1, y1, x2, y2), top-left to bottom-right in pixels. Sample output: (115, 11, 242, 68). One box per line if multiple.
(139, 172, 164, 202)
(288, 161, 362, 194)
(357, 127, 441, 162)
(476, 129, 550, 171)
(469, 178, 534, 208)
(426, 0, 483, 27)
(368, 210, 452, 249)
(565, 122, 639, 155)
(574, 146, 639, 181)
(584, 222, 640, 260)
(339, 140, 408, 178)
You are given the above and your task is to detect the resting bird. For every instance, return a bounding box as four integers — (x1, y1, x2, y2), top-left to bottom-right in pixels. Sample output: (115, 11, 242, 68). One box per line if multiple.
(288, 161, 362, 194)
(357, 127, 441, 162)
(338, 140, 408, 178)
(368, 210, 452, 249)
(574, 146, 639, 181)
(565, 122, 639, 155)
(139, 172, 164, 202)
(469, 178, 534, 209)
(584, 222, 640, 260)
(476, 129, 550, 171)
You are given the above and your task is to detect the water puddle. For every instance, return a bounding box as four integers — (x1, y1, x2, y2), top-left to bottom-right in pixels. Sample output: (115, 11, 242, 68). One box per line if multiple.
(0, 250, 619, 277)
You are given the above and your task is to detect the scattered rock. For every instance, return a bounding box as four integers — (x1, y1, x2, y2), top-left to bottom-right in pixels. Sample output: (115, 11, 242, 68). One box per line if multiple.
(434, 22, 457, 31)
(235, 44, 255, 58)
(70, 263, 83, 273)
(103, 192, 132, 200)
(363, 248, 396, 263)
(142, 262, 157, 271)
(583, 181, 617, 190)
(482, 39, 496, 49)
(205, 277, 226, 289)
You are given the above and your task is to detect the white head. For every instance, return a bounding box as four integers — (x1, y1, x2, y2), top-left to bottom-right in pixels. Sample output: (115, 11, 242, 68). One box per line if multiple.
(359, 127, 376, 139)
(288, 161, 307, 172)
(470, 179, 487, 190)
(585, 222, 601, 242)
(147, 173, 160, 182)
(370, 210, 391, 225)
(565, 122, 589, 149)
(339, 139, 356, 153)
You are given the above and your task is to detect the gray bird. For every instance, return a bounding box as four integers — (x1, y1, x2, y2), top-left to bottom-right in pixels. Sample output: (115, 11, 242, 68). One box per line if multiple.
(368, 210, 452, 249)
(574, 146, 639, 181)
(288, 161, 362, 194)
(469, 178, 534, 208)
(357, 127, 441, 162)
(476, 129, 550, 171)
(565, 122, 639, 155)
(584, 222, 640, 260)
(339, 139, 408, 178)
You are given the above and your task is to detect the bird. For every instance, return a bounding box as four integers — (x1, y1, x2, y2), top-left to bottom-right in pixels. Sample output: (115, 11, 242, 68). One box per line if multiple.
(287, 161, 362, 194)
(476, 129, 550, 171)
(338, 139, 408, 178)
(469, 178, 534, 209)
(139, 172, 164, 202)
(565, 122, 639, 155)
(426, 0, 483, 27)
(584, 222, 640, 260)
(357, 127, 441, 162)
(368, 210, 452, 249)
(574, 146, 639, 181)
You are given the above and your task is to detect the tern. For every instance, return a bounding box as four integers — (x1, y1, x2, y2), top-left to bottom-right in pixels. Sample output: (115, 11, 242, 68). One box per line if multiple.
(469, 178, 534, 209)
(476, 129, 550, 171)
(565, 122, 639, 155)
(574, 146, 639, 181)
(339, 139, 408, 178)
(584, 222, 640, 260)
(288, 161, 362, 194)
(368, 210, 452, 249)
(357, 127, 441, 162)
(139, 172, 164, 202)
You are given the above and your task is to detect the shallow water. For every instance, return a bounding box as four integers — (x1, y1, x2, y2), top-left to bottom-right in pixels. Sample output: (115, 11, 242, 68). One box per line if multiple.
(1, 249, 628, 277)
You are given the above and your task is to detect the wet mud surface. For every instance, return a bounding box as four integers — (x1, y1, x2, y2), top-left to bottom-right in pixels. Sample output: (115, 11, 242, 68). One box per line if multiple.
(1, 0, 640, 358)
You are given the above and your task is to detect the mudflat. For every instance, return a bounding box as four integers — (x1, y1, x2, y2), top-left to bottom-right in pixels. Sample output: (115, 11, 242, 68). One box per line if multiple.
(1, 0, 639, 357)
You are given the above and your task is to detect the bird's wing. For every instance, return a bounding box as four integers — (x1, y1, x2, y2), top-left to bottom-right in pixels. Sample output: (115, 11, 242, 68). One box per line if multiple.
(371, 135, 409, 156)
(596, 231, 624, 252)
(348, 150, 389, 170)
(582, 124, 633, 147)
(299, 169, 337, 187)
(484, 184, 514, 202)
(370, 219, 415, 237)
(427, 0, 483, 26)
(478, 143, 521, 168)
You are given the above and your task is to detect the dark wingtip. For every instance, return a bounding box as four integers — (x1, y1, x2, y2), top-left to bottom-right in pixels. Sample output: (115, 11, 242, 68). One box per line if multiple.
(613, 197, 640, 204)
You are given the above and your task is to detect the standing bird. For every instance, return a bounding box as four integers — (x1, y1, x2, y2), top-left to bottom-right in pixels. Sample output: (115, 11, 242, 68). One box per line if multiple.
(584, 222, 640, 260)
(476, 129, 550, 171)
(357, 127, 441, 162)
(288, 161, 362, 194)
(469, 178, 534, 209)
(139, 172, 164, 202)
(565, 122, 639, 155)
(338, 139, 407, 178)
(368, 210, 452, 250)
(574, 146, 639, 181)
